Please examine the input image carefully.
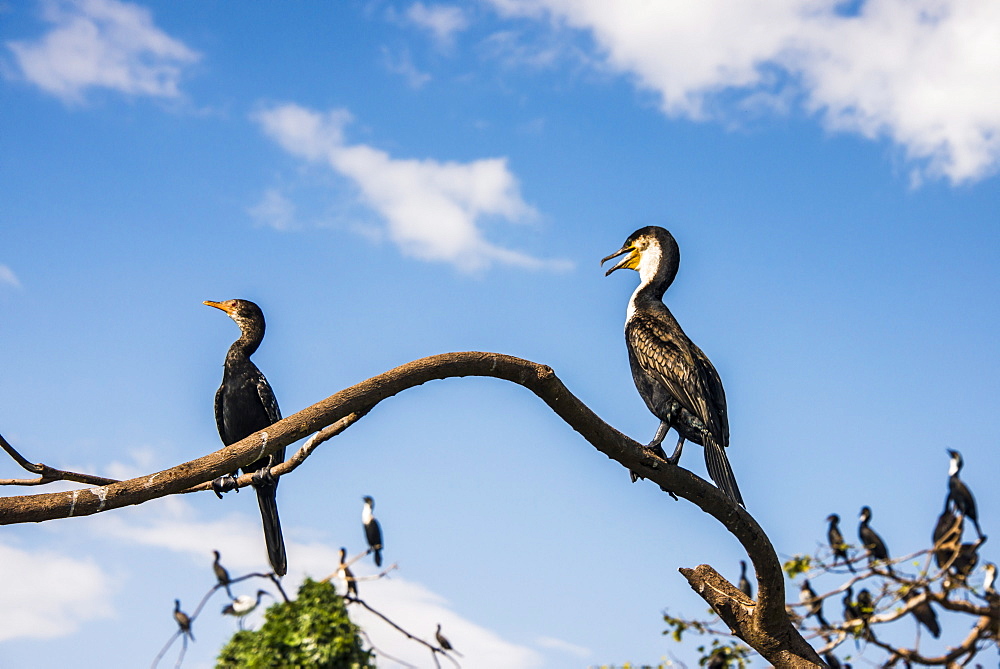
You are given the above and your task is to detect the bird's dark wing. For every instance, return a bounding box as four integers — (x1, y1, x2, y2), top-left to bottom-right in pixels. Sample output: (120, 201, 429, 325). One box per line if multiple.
(214, 383, 226, 442)
(627, 312, 726, 443)
(256, 373, 282, 424)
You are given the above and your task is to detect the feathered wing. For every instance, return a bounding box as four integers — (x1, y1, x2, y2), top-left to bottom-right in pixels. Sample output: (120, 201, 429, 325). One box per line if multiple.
(365, 519, 383, 567)
(627, 313, 743, 507)
(254, 371, 287, 576)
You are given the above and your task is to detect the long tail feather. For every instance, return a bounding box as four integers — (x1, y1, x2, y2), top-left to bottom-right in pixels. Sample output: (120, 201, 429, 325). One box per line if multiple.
(704, 439, 745, 508)
(255, 482, 287, 576)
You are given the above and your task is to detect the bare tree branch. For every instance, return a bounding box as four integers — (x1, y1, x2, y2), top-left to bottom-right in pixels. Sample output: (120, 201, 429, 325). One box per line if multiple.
(0, 432, 119, 487)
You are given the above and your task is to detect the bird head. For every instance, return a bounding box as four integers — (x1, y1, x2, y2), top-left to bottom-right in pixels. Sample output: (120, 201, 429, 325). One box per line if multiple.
(204, 299, 265, 333)
(947, 449, 963, 474)
(601, 226, 679, 282)
(859, 506, 872, 522)
(362, 495, 374, 507)
(826, 513, 839, 524)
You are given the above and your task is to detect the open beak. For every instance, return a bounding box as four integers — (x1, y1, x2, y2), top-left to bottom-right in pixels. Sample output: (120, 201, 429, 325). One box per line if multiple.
(601, 246, 638, 276)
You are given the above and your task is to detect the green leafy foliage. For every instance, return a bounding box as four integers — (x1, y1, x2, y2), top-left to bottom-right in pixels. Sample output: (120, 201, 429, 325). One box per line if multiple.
(698, 640, 750, 668)
(781, 554, 812, 579)
(216, 578, 374, 669)
(663, 610, 709, 642)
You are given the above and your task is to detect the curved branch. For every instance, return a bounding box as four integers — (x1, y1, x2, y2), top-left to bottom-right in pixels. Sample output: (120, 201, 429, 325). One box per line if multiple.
(0, 352, 819, 667)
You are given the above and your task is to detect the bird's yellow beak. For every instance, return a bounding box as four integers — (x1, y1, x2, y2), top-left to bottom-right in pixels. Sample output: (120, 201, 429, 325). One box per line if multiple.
(601, 245, 640, 276)
(203, 300, 231, 314)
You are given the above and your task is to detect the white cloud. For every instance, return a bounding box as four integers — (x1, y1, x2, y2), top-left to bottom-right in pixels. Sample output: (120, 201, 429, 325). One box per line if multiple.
(485, 0, 1000, 183)
(406, 2, 469, 47)
(0, 264, 21, 288)
(381, 46, 432, 89)
(248, 188, 297, 231)
(98, 498, 544, 668)
(0, 540, 113, 640)
(536, 635, 592, 659)
(253, 102, 569, 272)
(7, 0, 200, 103)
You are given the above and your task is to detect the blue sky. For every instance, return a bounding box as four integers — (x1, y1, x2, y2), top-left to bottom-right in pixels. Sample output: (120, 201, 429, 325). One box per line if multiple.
(2, 0, 1000, 667)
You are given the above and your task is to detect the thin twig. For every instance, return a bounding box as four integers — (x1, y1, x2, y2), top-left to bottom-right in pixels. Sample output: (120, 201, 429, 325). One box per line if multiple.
(346, 596, 460, 669)
(0, 432, 118, 486)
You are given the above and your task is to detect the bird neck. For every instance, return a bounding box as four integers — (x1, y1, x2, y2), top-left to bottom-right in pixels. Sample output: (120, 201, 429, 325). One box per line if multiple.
(628, 243, 679, 317)
(949, 458, 960, 477)
(362, 505, 373, 524)
(228, 323, 263, 360)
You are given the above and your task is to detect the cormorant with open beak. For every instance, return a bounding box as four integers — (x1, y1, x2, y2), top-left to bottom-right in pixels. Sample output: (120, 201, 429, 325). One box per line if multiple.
(946, 449, 985, 540)
(799, 579, 829, 628)
(738, 560, 753, 599)
(826, 513, 855, 572)
(362, 495, 383, 567)
(858, 506, 892, 573)
(602, 227, 744, 507)
(205, 299, 287, 577)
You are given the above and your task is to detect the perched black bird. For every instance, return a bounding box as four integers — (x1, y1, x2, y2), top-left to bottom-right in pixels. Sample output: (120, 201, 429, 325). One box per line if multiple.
(855, 588, 874, 627)
(951, 542, 980, 583)
(738, 560, 753, 599)
(362, 495, 383, 568)
(212, 550, 234, 598)
(827, 513, 855, 572)
(799, 579, 829, 628)
(435, 623, 463, 657)
(823, 652, 843, 669)
(946, 449, 985, 540)
(602, 227, 744, 506)
(932, 508, 962, 570)
(338, 547, 358, 598)
(842, 586, 860, 623)
(858, 506, 892, 572)
(205, 299, 287, 577)
(173, 599, 194, 641)
(904, 588, 941, 638)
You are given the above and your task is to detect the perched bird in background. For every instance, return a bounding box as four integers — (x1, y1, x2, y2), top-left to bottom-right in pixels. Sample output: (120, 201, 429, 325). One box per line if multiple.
(932, 508, 962, 570)
(856, 588, 874, 627)
(946, 449, 986, 540)
(858, 506, 892, 572)
(205, 299, 287, 577)
(222, 590, 271, 629)
(212, 550, 233, 599)
(173, 599, 194, 642)
(826, 513, 855, 572)
(435, 623, 463, 657)
(842, 586, 859, 623)
(951, 542, 980, 584)
(738, 560, 753, 599)
(338, 547, 358, 598)
(904, 588, 940, 638)
(602, 227, 744, 507)
(799, 579, 829, 628)
(362, 496, 383, 568)
(985, 562, 998, 598)
(823, 652, 843, 669)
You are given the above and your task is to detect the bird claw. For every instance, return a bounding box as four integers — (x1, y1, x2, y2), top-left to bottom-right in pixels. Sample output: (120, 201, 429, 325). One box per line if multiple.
(211, 473, 240, 498)
(251, 464, 276, 486)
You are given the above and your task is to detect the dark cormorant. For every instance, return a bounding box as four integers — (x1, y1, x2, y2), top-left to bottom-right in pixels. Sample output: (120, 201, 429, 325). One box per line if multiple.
(951, 542, 980, 582)
(602, 227, 744, 507)
(946, 449, 985, 540)
(823, 652, 843, 669)
(212, 550, 233, 598)
(799, 579, 829, 628)
(738, 560, 753, 599)
(842, 586, 859, 623)
(173, 599, 194, 641)
(933, 508, 962, 569)
(338, 547, 358, 598)
(903, 588, 940, 638)
(435, 623, 463, 656)
(855, 588, 874, 626)
(362, 496, 383, 567)
(826, 513, 855, 572)
(858, 506, 892, 572)
(205, 299, 287, 577)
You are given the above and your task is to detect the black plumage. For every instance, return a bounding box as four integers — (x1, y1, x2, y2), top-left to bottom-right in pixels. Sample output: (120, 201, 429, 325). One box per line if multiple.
(858, 506, 892, 572)
(602, 227, 743, 507)
(206, 299, 286, 577)
(212, 550, 234, 599)
(338, 547, 358, 598)
(738, 560, 753, 599)
(946, 449, 985, 540)
(826, 513, 855, 572)
(435, 623, 463, 656)
(362, 496, 383, 568)
(855, 588, 874, 626)
(799, 579, 829, 628)
(904, 588, 941, 638)
(173, 599, 194, 641)
(932, 508, 962, 570)
(842, 586, 859, 623)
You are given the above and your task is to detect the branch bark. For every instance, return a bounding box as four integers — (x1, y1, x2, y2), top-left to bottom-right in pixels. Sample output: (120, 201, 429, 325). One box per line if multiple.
(0, 352, 821, 667)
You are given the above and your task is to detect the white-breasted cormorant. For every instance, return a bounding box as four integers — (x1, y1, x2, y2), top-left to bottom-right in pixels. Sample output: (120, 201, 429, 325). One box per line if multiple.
(799, 579, 829, 628)
(826, 513, 855, 572)
(602, 227, 744, 507)
(903, 588, 940, 638)
(946, 449, 985, 540)
(205, 299, 287, 577)
(362, 495, 383, 567)
(338, 547, 358, 598)
(858, 506, 892, 572)
(212, 549, 234, 598)
(738, 560, 753, 599)
(173, 599, 194, 641)
(435, 623, 462, 656)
